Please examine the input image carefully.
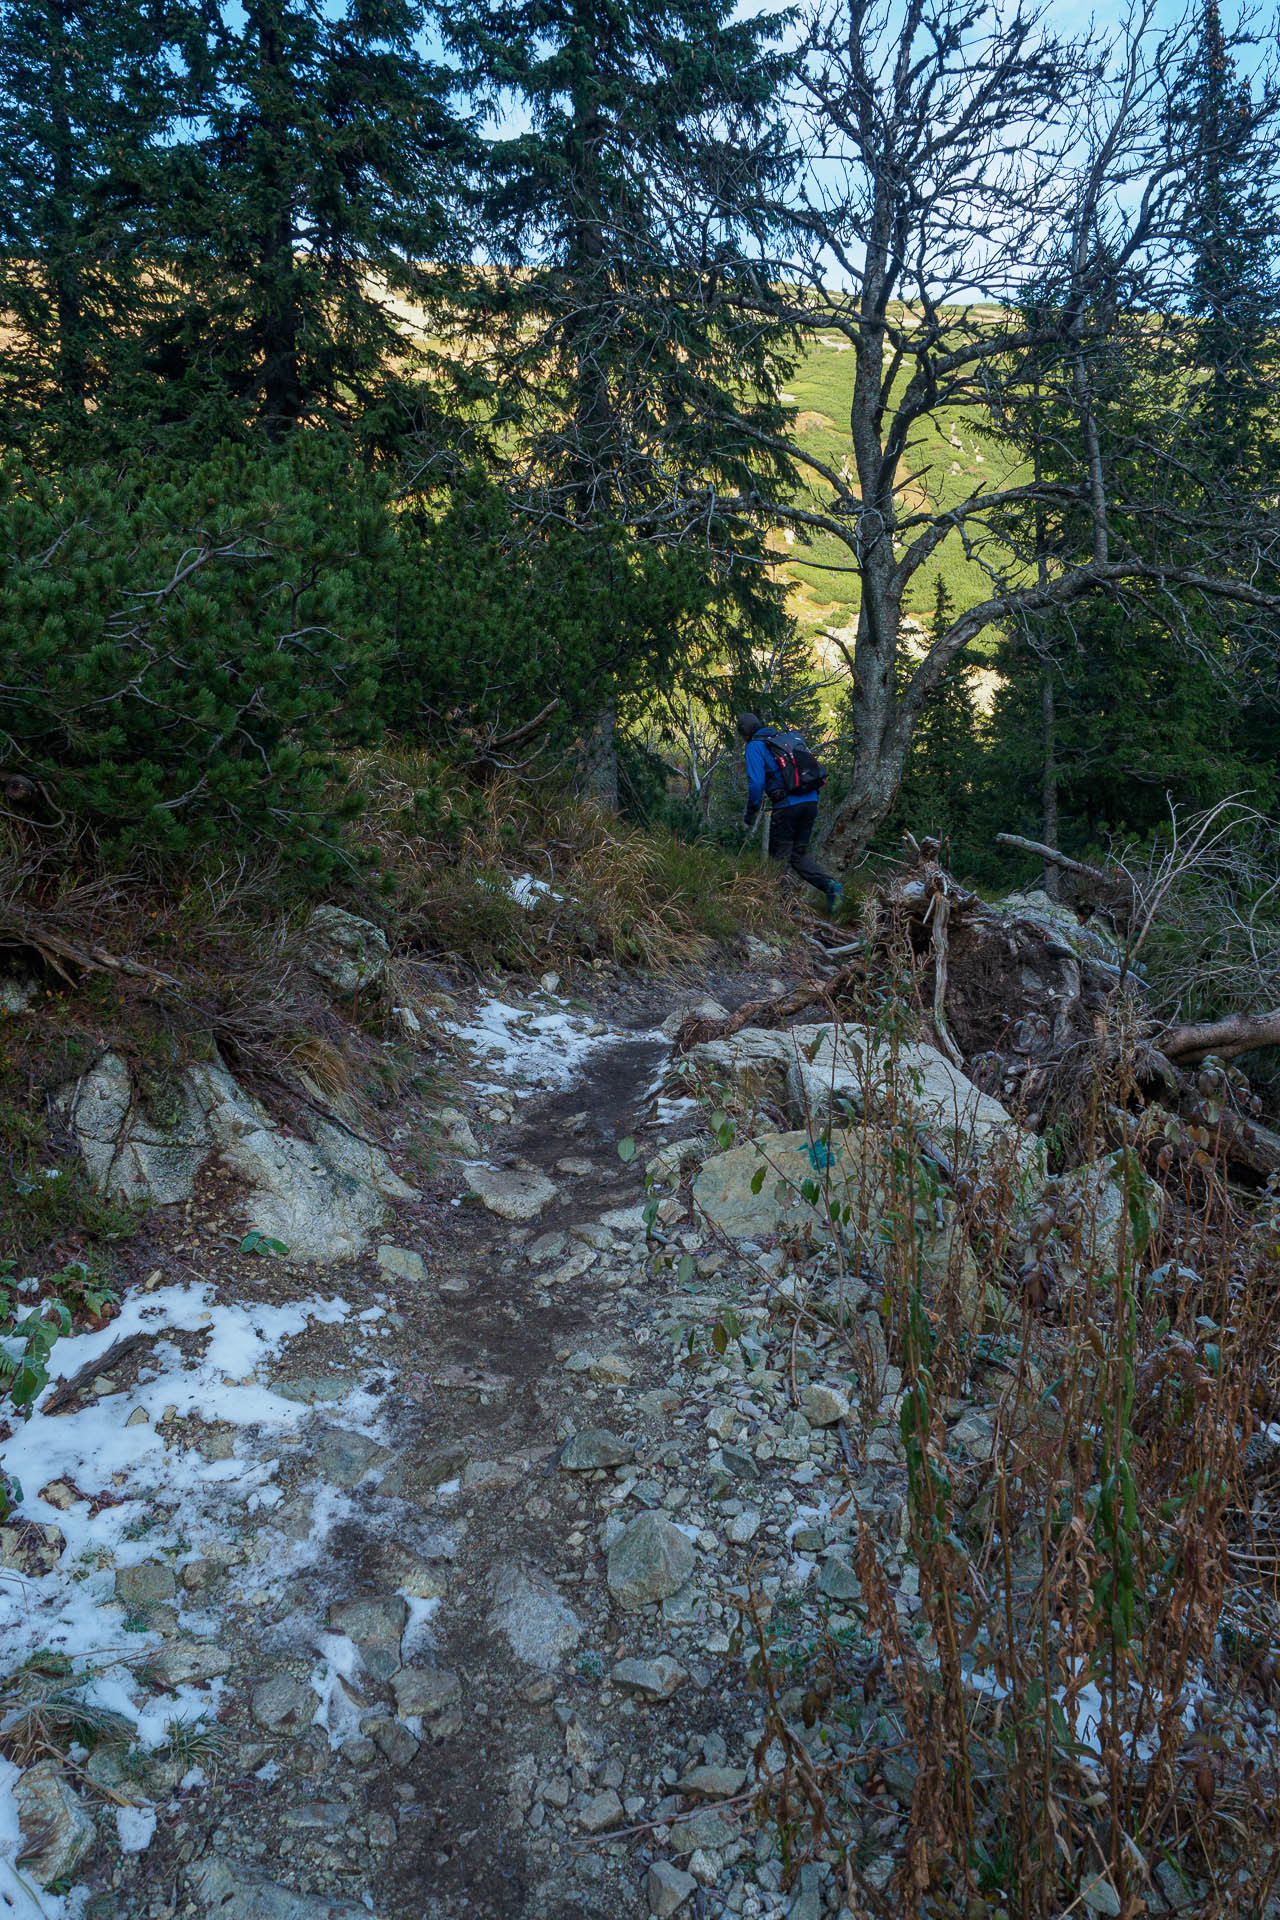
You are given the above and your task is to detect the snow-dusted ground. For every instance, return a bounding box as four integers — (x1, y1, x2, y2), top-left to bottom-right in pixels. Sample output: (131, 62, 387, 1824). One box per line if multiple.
(446, 990, 664, 1095)
(0, 1282, 397, 1911)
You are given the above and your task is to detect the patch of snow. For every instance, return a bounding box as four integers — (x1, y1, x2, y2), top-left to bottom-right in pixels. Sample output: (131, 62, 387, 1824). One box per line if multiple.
(446, 997, 611, 1088)
(0, 1281, 385, 1900)
(400, 1593, 440, 1661)
(504, 872, 561, 909)
(115, 1804, 156, 1853)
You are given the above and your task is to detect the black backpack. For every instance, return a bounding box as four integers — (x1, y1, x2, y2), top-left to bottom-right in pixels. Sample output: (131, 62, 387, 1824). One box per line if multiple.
(759, 728, 825, 801)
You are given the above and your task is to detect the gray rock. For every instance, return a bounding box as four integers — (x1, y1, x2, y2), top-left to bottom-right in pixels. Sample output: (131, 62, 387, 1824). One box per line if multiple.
(648, 1860, 697, 1916)
(0, 975, 36, 1014)
(488, 1563, 583, 1669)
(578, 1788, 624, 1833)
(252, 1675, 316, 1733)
(147, 1639, 232, 1686)
(801, 1383, 850, 1427)
(391, 1667, 461, 1719)
(327, 1597, 407, 1679)
(269, 1375, 347, 1405)
(949, 1410, 995, 1461)
(668, 1808, 738, 1855)
(376, 1244, 428, 1285)
(187, 1854, 375, 1918)
(559, 1429, 634, 1471)
(58, 1051, 413, 1261)
(816, 1556, 861, 1602)
(14, 1760, 95, 1888)
(308, 1426, 391, 1489)
(610, 1656, 687, 1699)
(114, 1560, 176, 1608)
(607, 1513, 696, 1610)
(465, 1165, 558, 1223)
(720, 1445, 759, 1481)
(0, 1521, 64, 1576)
(302, 906, 389, 997)
(435, 1106, 480, 1156)
(679, 1764, 747, 1798)
(366, 1717, 421, 1767)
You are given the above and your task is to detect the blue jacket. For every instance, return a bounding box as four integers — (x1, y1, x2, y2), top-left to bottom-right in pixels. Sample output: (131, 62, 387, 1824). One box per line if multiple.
(744, 729, 807, 811)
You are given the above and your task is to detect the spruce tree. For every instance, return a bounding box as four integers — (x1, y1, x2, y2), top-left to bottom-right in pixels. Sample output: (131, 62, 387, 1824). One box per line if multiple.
(435, 0, 798, 793)
(0, 0, 186, 458)
(439, 0, 795, 518)
(146, 0, 467, 447)
(1178, 0, 1280, 480)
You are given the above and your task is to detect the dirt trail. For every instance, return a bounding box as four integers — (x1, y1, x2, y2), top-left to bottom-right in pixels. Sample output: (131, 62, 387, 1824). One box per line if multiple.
(85, 979, 771, 1920)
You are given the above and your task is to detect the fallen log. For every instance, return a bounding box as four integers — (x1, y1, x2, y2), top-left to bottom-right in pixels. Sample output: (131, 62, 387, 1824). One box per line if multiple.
(995, 833, 1120, 890)
(1159, 1007, 1280, 1066)
(671, 961, 864, 1054)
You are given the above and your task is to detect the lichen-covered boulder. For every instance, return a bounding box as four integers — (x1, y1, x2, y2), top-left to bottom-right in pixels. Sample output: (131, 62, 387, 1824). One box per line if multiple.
(59, 1052, 414, 1263)
(302, 905, 389, 996)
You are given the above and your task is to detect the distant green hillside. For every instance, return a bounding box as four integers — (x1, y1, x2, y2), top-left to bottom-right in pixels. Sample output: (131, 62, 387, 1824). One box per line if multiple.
(777, 326, 1018, 650)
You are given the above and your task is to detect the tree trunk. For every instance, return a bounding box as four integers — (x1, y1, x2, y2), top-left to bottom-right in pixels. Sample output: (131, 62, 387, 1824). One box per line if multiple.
(253, 0, 301, 436)
(46, 0, 85, 410)
(578, 699, 618, 810)
(1041, 660, 1059, 900)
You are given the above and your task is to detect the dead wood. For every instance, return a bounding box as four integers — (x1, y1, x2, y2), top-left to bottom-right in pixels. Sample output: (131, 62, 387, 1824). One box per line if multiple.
(671, 962, 864, 1054)
(995, 833, 1120, 890)
(40, 1334, 153, 1417)
(1158, 1007, 1280, 1066)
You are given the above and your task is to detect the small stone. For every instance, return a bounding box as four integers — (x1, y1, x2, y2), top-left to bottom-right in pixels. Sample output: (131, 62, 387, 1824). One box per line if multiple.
(37, 1481, 78, 1511)
(465, 1165, 558, 1223)
(376, 1244, 428, 1285)
(327, 1596, 408, 1680)
(560, 1429, 634, 1472)
(816, 1556, 861, 1602)
(489, 1563, 583, 1670)
(610, 1656, 688, 1699)
(340, 1735, 377, 1766)
(281, 1802, 348, 1832)
(114, 1560, 176, 1607)
(367, 1811, 397, 1850)
(436, 1106, 480, 1155)
(542, 1775, 572, 1808)
(648, 1859, 697, 1916)
(0, 1521, 65, 1576)
(608, 1513, 696, 1609)
(588, 1354, 634, 1384)
(392, 1667, 461, 1719)
(14, 1760, 95, 1888)
(368, 1717, 421, 1767)
(146, 1638, 232, 1687)
(720, 1445, 759, 1481)
(726, 1509, 760, 1546)
(307, 1426, 391, 1489)
(679, 1765, 747, 1799)
(556, 1156, 595, 1176)
(540, 971, 561, 993)
(269, 1375, 347, 1405)
(578, 1788, 624, 1833)
(461, 1459, 522, 1492)
(125, 1406, 149, 1427)
(801, 1383, 850, 1427)
(251, 1675, 316, 1733)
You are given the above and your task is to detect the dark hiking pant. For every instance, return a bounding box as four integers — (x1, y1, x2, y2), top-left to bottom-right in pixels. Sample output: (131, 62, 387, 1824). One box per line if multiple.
(766, 801, 834, 896)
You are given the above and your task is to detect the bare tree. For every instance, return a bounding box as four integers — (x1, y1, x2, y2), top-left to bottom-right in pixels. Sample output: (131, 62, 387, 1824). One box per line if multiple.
(721, 0, 1280, 868)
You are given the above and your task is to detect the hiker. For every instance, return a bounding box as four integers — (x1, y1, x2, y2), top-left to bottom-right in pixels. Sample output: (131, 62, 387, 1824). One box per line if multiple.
(737, 712, 842, 911)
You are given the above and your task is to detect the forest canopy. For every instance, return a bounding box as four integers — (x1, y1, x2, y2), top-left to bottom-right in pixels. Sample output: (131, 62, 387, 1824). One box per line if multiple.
(1, 0, 1278, 885)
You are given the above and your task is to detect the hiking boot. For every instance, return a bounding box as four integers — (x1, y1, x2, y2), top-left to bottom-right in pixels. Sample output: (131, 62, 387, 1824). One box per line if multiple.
(826, 880, 844, 914)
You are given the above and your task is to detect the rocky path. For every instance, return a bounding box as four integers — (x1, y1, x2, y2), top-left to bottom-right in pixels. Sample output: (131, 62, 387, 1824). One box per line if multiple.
(0, 966, 826, 1920)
